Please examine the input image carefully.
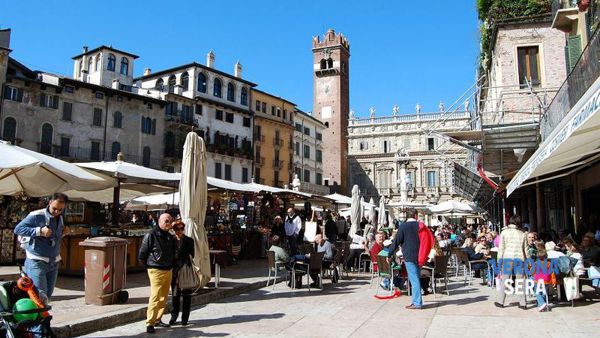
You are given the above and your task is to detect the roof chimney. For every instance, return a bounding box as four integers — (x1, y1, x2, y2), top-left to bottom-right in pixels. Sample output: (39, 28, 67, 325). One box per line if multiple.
(144, 68, 151, 76)
(83, 45, 88, 53)
(207, 50, 215, 68)
(234, 60, 242, 78)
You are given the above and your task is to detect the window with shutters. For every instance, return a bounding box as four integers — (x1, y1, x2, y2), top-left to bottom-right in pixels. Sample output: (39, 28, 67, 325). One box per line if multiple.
(181, 72, 189, 91)
(107, 54, 116, 71)
(59, 137, 70, 157)
(304, 169, 310, 183)
(517, 46, 541, 89)
(62, 102, 73, 121)
(255, 167, 261, 182)
(142, 146, 151, 167)
(316, 132, 322, 141)
(295, 142, 300, 155)
(120, 57, 129, 75)
(565, 35, 582, 73)
(4, 86, 23, 102)
(427, 171, 437, 187)
(225, 112, 234, 123)
(197, 73, 207, 93)
(216, 110, 223, 121)
(90, 141, 101, 161)
(2, 117, 16, 143)
(93, 108, 103, 127)
(262, 102, 266, 112)
(40, 93, 59, 109)
(316, 149, 322, 162)
(255, 100, 261, 112)
(113, 111, 123, 128)
(304, 145, 310, 159)
(241, 87, 248, 106)
(295, 123, 302, 132)
(273, 171, 279, 187)
(213, 78, 222, 97)
(195, 104, 203, 115)
(271, 105, 276, 116)
(242, 167, 249, 183)
(168, 75, 176, 93)
(227, 83, 235, 102)
(243, 117, 251, 127)
(427, 138, 435, 151)
(316, 173, 322, 185)
(225, 164, 232, 180)
(303, 127, 310, 136)
(215, 162, 222, 179)
(111, 141, 121, 159)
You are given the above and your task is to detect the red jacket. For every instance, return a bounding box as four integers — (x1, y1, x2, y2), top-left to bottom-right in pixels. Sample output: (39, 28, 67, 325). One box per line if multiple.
(370, 242, 384, 272)
(418, 221, 434, 266)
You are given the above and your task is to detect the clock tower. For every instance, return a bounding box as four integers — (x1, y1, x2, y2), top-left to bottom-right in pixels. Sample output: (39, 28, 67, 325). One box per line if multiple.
(312, 29, 350, 194)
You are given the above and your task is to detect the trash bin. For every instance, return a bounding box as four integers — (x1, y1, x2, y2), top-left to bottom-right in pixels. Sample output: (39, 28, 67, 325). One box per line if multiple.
(79, 237, 129, 305)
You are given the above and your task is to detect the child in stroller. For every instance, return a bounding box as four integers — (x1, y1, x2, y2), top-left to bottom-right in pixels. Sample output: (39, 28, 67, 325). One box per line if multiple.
(0, 271, 55, 338)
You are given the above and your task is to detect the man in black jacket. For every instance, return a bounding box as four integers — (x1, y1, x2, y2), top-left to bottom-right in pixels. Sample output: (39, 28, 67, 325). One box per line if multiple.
(138, 213, 176, 333)
(387, 208, 422, 309)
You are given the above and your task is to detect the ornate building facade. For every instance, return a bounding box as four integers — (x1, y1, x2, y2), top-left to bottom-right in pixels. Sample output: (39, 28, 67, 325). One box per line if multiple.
(347, 108, 471, 205)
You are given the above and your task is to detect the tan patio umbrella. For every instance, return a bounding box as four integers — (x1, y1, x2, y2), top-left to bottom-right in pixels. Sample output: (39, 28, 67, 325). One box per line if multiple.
(180, 132, 211, 287)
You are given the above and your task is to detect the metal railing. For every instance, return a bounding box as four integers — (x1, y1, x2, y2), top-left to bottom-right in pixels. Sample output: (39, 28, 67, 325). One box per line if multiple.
(350, 111, 470, 125)
(540, 22, 600, 140)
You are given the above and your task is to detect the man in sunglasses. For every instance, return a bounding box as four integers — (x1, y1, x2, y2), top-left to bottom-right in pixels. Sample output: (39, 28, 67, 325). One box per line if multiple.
(138, 213, 176, 333)
(14, 192, 70, 299)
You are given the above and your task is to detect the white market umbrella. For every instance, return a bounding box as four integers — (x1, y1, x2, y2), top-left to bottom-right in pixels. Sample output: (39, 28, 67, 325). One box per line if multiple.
(180, 132, 211, 287)
(377, 197, 387, 230)
(77, 155, 180, 224)
(429, 200, 475, 214)
(0, 141, 113, 196)
(349, 185, 361, 238)
(324, 193, 353, 206)
(126, 191, 180, 211)
(65, 184, 174, 203)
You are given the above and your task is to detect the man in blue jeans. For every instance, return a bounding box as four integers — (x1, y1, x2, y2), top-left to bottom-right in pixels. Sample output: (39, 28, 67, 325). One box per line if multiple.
(14, 193, 70, 298)
(387, 208, 422, 309)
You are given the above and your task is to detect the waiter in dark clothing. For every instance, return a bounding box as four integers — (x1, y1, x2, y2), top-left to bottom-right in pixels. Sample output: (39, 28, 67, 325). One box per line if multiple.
(387, 208, 422, 309)
(324, 212, 338, 242)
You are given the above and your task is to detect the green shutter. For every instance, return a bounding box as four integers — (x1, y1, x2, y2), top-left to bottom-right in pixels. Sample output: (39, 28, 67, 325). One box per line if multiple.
(567, 34, 583, 72)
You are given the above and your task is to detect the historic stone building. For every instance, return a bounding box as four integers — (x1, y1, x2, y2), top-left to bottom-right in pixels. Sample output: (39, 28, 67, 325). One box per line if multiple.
(348, 108, 471, 205)
(312, 29, 350, 194)
(135, 52, 255, 182)
(1, 41, 166, 168)
(293, 109, 329, 195)
(251, 89, 295, 187)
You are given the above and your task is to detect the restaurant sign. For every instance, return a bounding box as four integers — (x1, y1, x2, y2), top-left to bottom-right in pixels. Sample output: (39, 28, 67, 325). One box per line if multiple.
(507, 77, 600, 196)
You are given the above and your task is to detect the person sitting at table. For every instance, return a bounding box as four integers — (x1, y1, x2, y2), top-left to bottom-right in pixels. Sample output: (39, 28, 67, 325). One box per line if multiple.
(462, 238, 489, 279)
(345, 232, 367, 271)
(310, 234, 336, 287)
(271, 216, 286, 243)
(580, 232, 600, 267)
(269, 235, 289, 265)
(370, 232, 385, 272)
(526, 232, 538, 259)
(562, 239, 586, 276)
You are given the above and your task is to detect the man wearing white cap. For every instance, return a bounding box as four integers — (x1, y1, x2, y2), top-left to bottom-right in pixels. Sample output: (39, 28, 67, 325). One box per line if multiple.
(545, 241, 565, 259)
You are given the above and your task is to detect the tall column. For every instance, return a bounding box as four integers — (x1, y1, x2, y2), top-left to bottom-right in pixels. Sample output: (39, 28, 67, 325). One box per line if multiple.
(536, 182, 545, 233)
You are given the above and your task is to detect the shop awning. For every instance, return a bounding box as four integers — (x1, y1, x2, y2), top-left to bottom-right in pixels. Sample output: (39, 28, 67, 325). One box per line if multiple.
(207, 177, 257, 193)
(452, 162, 484, 201)
(507, 77, 600, 196)
(323, 193, 353, 205)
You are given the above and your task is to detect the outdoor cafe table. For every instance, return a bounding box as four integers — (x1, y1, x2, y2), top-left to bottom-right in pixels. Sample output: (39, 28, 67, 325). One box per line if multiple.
(209, 249, 228, 288)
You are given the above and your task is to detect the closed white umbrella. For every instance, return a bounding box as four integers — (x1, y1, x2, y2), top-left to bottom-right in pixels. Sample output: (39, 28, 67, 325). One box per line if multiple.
(368, 197, 376, 224)
(180, 132, 211, 287)
(349, 185, 361, 238)
(0, 141, 113, 196)
(377, 197, 386, 230)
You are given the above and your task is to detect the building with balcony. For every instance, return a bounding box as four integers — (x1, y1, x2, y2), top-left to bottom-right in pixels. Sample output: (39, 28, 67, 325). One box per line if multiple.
(251, 89, 295, 187)
(348, 108, 470, 205)
(504, 1, 600, 236)
(0, 38, 166, 169)
(293, 109, 329, 195)
(135, 52, 256, 181)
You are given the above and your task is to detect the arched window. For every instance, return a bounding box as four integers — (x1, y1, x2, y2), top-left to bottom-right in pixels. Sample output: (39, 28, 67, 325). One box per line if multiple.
(197, 73, 207, 93)
(113, 111, 123, 128)
(142, 146, 151, 167)
(227, 83, 235, 102)
(87, 57, 93, 72)
(107, 54, 116, 71)
(40, 123, 53, 154)
(168, 75, 176, 93)
(111, 142, 121, 160)
(155, 78, 164, 91)
(181, 72, 189, 91)
(2, 117, 17, 143)
(94, 54, 100, 71)
(241, 87, 248, 106)
(213, 78, 222, 98)
(320, 59, 327, 70)
(120, 57, 129, 75)
(327, 58, 333, 69)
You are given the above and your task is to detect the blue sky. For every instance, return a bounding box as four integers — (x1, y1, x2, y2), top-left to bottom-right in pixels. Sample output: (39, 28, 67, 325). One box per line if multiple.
(0, 1, 480, 118)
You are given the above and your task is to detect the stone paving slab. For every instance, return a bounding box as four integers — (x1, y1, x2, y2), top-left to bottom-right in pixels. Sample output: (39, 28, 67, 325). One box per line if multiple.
(80, 273, 600, 338)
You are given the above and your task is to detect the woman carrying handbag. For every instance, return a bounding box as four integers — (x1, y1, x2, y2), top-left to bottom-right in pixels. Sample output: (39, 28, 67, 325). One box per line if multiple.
(169, 220, 195, 326)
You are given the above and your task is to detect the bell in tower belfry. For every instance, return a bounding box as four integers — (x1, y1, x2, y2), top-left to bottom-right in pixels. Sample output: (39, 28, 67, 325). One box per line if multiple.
(312, 29, 350, 194)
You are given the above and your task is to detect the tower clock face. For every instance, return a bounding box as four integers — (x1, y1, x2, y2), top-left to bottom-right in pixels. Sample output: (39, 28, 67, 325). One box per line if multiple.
(318, 78, 333, 96)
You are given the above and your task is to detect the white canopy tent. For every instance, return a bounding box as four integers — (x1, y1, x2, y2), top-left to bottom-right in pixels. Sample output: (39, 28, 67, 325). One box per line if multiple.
(324, 193, 353, 205)
(0, 141, 113, 196)
(428, 200, 475, 214)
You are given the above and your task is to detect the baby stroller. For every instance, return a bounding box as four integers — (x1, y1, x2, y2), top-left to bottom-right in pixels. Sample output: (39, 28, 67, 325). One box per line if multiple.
(0, 269, 55, 338)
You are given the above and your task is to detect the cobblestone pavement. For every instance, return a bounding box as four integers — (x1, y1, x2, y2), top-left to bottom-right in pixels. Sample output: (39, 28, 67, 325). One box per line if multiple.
(82, 274, 600, 338)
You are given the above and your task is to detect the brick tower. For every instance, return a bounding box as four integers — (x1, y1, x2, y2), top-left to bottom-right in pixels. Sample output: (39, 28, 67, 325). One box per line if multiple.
(312, 29, 350, 194)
